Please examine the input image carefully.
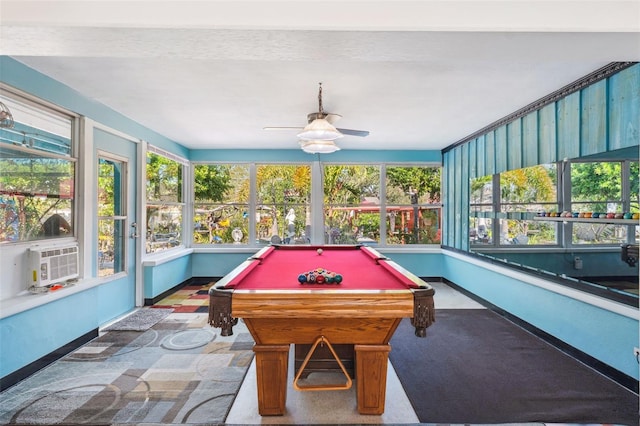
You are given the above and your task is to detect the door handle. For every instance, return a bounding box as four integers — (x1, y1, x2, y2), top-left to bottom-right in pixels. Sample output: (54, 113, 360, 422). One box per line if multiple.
(130, 222, 140, 239)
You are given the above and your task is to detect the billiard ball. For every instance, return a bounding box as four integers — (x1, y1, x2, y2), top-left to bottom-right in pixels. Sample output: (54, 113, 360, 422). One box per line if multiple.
(298, 274, 307, 283)
(317, 248, 323, 255)
(334, 274, 343, 284)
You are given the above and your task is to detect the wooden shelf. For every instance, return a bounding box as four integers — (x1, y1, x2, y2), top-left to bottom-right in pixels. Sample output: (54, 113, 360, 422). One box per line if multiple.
(533, 216, 639, 225)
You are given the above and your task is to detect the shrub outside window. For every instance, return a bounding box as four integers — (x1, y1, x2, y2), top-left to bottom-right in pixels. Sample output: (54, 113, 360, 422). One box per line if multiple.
(0, 92, 75, 243)
(146, 150, 185, 253)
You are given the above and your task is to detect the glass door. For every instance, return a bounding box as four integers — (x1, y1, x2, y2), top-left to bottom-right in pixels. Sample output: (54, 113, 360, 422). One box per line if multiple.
(98, 156, 128, 277)
(93, 125, 139, 317)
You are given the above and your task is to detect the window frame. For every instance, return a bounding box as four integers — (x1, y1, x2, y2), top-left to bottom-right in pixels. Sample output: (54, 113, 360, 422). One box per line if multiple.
(0, 86, 78, 245)
(144, 145, 188, 255)
(190, 161, 442, 248)
(470, 159, 638, 250)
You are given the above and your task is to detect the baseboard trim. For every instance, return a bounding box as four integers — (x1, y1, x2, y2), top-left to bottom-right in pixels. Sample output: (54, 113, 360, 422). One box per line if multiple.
(441, 278, 639, 394)
(0, 328, 98, 392)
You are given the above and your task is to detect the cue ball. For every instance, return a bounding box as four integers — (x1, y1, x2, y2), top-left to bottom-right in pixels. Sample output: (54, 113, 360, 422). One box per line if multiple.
(317, 248, 323, 255)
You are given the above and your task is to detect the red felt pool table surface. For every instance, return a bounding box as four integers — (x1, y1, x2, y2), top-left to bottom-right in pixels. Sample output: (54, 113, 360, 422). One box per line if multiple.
(223, 244, 423, 291)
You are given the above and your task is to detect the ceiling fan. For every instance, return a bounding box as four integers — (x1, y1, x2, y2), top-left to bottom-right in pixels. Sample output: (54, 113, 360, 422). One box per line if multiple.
(263, 83, 369, 154)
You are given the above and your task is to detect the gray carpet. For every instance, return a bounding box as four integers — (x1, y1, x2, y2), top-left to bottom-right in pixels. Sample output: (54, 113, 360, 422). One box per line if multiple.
(103, 308, 174, 331)
(389, 309, 639, 425)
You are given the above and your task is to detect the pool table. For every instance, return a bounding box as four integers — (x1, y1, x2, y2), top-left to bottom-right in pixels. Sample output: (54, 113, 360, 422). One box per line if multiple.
(208, 244, 435, 416)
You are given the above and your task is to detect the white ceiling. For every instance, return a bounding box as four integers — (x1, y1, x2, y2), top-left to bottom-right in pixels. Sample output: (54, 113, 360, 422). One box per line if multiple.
(1, 1, 639, 151)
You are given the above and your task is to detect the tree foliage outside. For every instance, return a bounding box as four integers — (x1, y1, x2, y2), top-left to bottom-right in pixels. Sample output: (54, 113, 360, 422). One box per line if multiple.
(386, 166, 441, 204)
(146, 153, 185, 252)
(571, 162, 621, 211)
(323, 165, 380, 243)
(471, 164, 558, 245)
(193, 164, 243, 244)
(323, 165, 441, 244)
(570, 160, 638, 244)
(0, 153, 74, 243)
(471, 160, 638, 246)
(256, 165, 311, 243)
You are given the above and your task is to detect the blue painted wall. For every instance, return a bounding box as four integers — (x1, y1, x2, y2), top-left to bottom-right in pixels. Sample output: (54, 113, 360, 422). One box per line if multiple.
(144, 255, 193, 299)
(0, 288, 100, 378)
(190, 148, 442, 163)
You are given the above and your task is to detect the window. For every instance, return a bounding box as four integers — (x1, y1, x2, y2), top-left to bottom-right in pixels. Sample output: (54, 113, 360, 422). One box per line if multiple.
(385, 166, 441, 245)
(98, 157, 126, 277)
(256, 164, 311, 244)
(0, 92, 76, 244)
(469, 175, 494, 244)
(571, 160, 637, 245)
(471, 160, 638, 248)
(470, 164, 558, 246)
(191, 162, 441, 247)
(324, 165, 380, 244)
(193, 164, 249, 244)
(322, 164, 441, 245)
(146, 149, 185, 253)
(499, 164, 558, 245)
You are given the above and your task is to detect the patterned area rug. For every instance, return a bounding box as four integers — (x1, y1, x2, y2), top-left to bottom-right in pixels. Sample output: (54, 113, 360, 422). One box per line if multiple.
(103, 308, 174, 331)
(151, 283, 215, 313)
(0, 312, 255, 425)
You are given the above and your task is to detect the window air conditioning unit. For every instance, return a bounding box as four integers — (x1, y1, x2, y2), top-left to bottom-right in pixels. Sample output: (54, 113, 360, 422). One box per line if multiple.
(28, 243, 79, 287)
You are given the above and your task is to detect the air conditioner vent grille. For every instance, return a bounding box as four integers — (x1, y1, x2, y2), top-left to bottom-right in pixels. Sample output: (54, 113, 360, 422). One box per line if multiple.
(28, 244, 79, 287)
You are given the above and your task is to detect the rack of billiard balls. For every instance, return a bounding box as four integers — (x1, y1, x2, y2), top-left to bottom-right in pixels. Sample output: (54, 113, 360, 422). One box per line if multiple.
(298, 268, 343, 285)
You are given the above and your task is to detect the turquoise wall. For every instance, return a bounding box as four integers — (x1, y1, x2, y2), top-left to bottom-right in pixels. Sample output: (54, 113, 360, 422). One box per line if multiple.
(0, 289, 99, 378)
(438, 63, 640, 381)
(190, 148, 442, 163)
(144, 255, 193, 299)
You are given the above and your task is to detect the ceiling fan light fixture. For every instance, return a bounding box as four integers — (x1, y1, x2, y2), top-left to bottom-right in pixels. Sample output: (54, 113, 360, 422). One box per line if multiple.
(299, 139, 341, 154)
(297, 118, 343, 141)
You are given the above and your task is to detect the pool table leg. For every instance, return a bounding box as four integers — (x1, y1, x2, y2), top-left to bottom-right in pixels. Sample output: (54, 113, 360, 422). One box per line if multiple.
(355, 344, 391, 415)
(253, 344, 290, 416)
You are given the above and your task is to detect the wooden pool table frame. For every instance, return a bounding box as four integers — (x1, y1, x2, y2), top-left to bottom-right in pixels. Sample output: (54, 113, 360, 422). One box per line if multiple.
(209, 245, 435, 416)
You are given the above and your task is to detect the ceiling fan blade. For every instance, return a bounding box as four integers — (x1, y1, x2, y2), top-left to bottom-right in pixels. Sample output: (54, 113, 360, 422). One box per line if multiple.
(336, 128, 369, 137)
